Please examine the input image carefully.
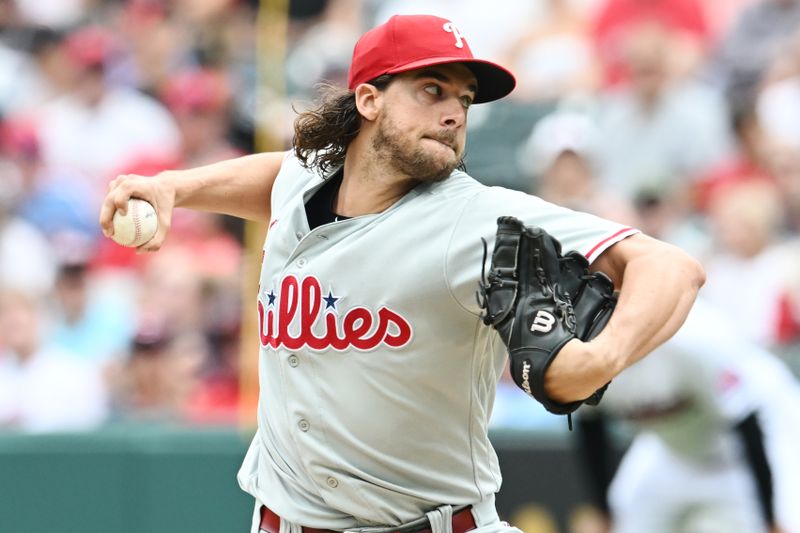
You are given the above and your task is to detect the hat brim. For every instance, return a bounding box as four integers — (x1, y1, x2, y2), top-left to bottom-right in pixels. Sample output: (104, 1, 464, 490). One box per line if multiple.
(385, 57, 516, 104)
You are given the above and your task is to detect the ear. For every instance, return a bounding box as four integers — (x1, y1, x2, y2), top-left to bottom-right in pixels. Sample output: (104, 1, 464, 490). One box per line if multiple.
(354, 83, 382, 122)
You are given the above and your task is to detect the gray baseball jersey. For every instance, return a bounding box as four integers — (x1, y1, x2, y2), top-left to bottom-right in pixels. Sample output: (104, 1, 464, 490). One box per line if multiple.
(237, 152, 638, 528)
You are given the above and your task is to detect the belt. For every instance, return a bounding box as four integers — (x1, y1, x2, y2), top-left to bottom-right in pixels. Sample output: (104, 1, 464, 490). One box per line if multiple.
(259, 505, 477, 533)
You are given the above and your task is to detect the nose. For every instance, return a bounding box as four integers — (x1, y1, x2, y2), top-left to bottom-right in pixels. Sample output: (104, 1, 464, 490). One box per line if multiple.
(440, 97, 467, 128)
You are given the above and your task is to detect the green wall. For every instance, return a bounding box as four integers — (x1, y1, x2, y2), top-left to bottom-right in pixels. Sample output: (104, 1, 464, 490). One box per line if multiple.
(0, 426, 590, 533)
(0, 425, 254, 533)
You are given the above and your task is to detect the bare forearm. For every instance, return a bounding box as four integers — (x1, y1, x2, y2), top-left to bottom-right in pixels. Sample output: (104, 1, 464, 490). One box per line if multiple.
(594, 247, 704, 372)
(545, 240, 706, 401)
(169, 152, 284, 221)
(100, 151, 285, 251)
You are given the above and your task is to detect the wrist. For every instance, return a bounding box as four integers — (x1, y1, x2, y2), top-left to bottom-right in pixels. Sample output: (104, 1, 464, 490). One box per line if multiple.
(545, 339, 613, 402)
(156, 170, 184, 208)
(588, 329, 626, 379)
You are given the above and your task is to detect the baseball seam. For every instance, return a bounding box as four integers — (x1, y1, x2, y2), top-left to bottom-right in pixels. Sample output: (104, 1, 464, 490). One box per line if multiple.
(133, 200, 142, 246)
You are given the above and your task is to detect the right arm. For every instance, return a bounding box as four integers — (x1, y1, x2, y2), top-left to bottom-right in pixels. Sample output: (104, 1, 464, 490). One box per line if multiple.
(99, 151, 286, 251)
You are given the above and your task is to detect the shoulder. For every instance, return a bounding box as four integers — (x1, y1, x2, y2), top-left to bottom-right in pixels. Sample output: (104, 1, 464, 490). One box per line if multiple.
(276, 151, 335, 183)
(423, 170, 488, 197)
(409, 171, 524, 216)
(271, 151, 323, 206)
(427, 174, 545, 210)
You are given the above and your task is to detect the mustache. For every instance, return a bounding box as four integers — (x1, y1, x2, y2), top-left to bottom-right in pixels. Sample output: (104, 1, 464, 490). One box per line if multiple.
(426, 131, 458, 149)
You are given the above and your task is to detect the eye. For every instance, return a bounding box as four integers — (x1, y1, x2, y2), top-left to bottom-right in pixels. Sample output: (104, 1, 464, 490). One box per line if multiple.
(460, 95, 474, 109)
(423, 84, 442, 97)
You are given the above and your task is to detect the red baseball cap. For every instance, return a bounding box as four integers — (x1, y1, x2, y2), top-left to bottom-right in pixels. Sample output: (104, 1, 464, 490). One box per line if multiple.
(162, 69, 230, 115)
(64, 26, 115, 69)
(348, 14, 516, 104)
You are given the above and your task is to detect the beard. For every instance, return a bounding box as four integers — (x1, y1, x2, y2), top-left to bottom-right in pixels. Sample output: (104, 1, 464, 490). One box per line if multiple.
(371, 113, 463, 183)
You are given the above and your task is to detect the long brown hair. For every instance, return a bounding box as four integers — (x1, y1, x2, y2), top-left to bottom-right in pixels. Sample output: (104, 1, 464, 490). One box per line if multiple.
(293, 75, 393, 176)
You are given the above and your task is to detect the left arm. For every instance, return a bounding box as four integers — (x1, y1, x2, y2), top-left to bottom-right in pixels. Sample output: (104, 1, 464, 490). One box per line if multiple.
(545, 233, 706, 402)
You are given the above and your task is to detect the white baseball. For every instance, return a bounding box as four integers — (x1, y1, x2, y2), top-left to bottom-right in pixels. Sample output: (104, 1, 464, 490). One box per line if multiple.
(112, 198, 158, 247)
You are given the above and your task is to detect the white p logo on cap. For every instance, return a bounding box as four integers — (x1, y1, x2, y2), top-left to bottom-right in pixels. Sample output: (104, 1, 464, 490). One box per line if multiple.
(442, 22, 465, 48)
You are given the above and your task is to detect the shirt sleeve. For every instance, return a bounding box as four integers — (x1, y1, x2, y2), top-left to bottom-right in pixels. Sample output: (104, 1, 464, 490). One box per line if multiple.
(269, 151, 308, 216)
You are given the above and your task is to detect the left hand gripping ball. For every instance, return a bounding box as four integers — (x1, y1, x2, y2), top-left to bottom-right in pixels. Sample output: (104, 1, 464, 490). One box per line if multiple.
(112, 198, 158, 247)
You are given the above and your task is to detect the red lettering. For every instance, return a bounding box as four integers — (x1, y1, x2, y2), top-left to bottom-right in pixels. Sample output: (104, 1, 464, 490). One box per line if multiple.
(277, 276, 302, 350)
(380, 307, 413, 347)
(258, 300, 267, 346)
(300, 276, 328, 351)
(257, 275, 413, 352)
(342, 307, 375, 350)
(325, 312, 348, 351)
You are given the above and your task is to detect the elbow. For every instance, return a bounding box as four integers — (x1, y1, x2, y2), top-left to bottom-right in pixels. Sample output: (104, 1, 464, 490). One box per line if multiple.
(654, 243, 706, 293)
(685, 254, 706, 291)
(669, 248, 705, 295)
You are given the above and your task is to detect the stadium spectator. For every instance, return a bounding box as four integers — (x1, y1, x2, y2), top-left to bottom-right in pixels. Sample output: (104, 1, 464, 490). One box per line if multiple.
(707, 0, 800, 106)
(161, 67, 242, 167)
(45, 231, 136, 367)
(702, 181, 798, 348)
(0, 27, 82, 115)
(0, 156, 55, 296)
(284, 0, 365, 98)
(506, 0, 599, 102)
(108, 318, 205, 423)
(0, 290, 108, 432)
(694, 98, 774, 212)
(590, 0, 711, 86)
(593, 23, 731, 203)
(519, 110, 635, 224)
(13, 0, 86, 29)
(112, 0, 193, 94)
(768, 142, 800, 234)
(36, 25, 180, 196)
(703, 0, 761, 42)
(1, 117, 97, 237)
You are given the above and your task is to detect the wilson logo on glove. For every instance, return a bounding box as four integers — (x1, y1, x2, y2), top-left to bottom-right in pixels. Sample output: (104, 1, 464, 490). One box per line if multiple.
(530, 310, 556, 333)
(521, 360, 533, 395)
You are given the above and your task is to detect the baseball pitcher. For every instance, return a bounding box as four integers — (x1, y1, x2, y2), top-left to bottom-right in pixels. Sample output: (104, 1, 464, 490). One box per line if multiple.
(99, 14, 705, 533)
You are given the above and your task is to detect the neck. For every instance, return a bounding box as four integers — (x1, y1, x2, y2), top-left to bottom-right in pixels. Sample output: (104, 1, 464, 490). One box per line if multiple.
(335, 136, 419, 217)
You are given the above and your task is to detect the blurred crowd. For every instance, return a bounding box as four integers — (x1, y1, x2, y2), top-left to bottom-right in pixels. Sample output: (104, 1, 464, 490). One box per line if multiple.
(1, 0, 800, 434)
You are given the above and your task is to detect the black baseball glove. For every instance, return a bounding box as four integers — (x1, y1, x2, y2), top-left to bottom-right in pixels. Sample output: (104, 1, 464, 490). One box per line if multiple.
(477, 216, 617, 415)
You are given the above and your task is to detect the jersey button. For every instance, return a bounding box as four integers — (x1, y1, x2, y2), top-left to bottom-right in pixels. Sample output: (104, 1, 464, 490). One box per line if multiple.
(288, 355, 299, 367)
(296, 258, 307, 268)
(295, 232, 303, 240)
(326, 477, 339, 488)
(298, 419, 310, 432)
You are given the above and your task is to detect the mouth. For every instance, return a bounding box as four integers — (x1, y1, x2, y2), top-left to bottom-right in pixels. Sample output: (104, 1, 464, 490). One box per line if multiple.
(424, 136, 456, 153)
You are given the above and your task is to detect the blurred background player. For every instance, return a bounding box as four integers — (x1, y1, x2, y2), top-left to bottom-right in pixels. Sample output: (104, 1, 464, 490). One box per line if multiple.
(573, 299, 800, 533)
